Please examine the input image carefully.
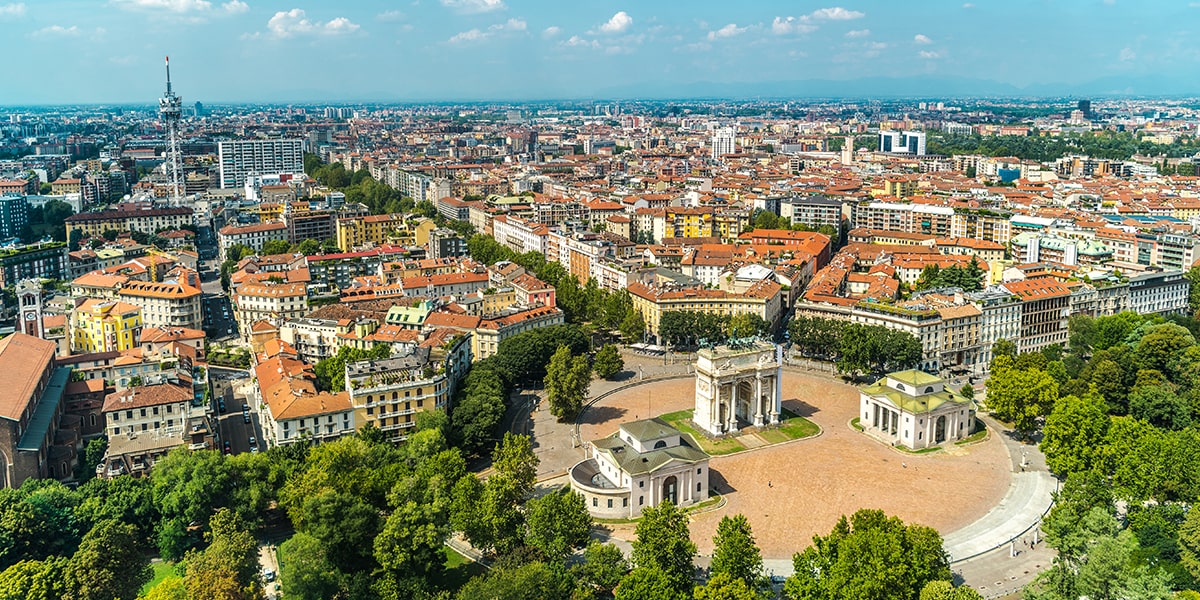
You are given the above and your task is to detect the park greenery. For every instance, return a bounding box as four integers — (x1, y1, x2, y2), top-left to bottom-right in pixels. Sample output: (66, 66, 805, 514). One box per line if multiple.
(787, 316, 924, 377)
(978, 309, 1200, 597)
(926, 131, 1200, 162)
(593, 344, 625, 380)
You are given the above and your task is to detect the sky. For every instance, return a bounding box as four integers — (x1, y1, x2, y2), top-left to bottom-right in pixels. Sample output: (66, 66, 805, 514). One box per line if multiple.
(1, 0, 1198, 104)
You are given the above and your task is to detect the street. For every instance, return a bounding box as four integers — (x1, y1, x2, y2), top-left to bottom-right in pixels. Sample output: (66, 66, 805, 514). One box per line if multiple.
(197, 228, 238, 342)
(210, 370, 263, 455)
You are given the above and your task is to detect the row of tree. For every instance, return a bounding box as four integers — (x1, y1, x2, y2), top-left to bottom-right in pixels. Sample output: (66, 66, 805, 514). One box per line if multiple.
(658, 311, 770, 348)
(787, 316, 924, 377)
(913, 259, 986, 293)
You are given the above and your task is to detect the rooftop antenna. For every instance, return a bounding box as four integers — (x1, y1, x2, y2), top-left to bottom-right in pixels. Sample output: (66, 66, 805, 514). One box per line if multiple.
(159, 55, 183, 205)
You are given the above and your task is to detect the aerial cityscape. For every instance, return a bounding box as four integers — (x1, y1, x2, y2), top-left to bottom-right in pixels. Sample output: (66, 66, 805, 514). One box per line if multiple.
(2, 2, 1200, 600)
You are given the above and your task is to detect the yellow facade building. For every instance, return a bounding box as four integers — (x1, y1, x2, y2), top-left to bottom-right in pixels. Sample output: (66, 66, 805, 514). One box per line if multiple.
(69, 299, 143, 353)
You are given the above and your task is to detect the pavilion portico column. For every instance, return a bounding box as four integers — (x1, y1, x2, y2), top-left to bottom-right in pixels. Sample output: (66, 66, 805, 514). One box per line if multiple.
(727, 379, 739, 433)
(753, 374, 765, 427)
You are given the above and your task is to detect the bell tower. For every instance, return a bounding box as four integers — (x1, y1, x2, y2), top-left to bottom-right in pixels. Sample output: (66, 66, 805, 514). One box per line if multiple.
(15, 279, 43, 339)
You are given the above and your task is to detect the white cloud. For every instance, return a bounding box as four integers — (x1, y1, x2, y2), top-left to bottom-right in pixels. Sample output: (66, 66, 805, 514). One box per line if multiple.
(1119, 47, 1136, 61)
(261, 9, 359, 39)
(599, 11, 632, 33)
(707, 23, 746, 40)
(31, 24, 79, 36)
(562, 35, 599, 49)
(918, 50, 942, 59)
(448, 18, 524, 43)
(809, 7, 865, 20)
(440, 0, 505, 14)
(771, 16, 816, 35)
(0, 3, 25, 18)
(448, 28, 487, 43)
(112, 0, 214, 12)
(376, 9, 404, 21)
(845, 28, 869, 37)
(221, 0, 247, 14)
(489, 17, 525, 31)
(772, 7, 863, 35)
(914, 33, 933, 44)
(542, 25, 560, 38)
(962, 2, 975, 7)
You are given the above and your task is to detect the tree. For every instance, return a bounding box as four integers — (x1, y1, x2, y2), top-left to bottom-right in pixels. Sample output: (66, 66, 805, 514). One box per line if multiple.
(150, 449, 235, 560)
(63, 520, 151, 600)
(631, 501, 697, 595)
(294, 238, 321, 255)
(919, 580, 984, 600)
(279, 533, 343, 600)
(545, 345, 591, 420)
(184, 508, 260, 600)
(784, 509, 950, 600)
(575, 542, 629, 598)
(0, 557, 69, 600)
(593, 345, 625, 380)
(457, 434, 539, 555)
(1134, 323, 1195, 377)
(727, 314, 768, 339)
(78, 437, 108, 482)
(456, 562, 574, 600)
(451, 366, 508, 454)
(694, 572, 760, 600)
(710, 514, 763, 590)
(984, 364, 1059, 435)
(260, 239, 291, 256)
(1041, 390, 1110, 476)
(1129, 385, 1191, 430)
(524, 489, 593, 563)
(619, 308, 645, 343)
(614, 568, 685, 600)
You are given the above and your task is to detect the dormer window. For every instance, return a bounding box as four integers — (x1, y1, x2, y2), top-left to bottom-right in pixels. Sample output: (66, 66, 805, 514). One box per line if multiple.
(654, 440, 667, 449)
(925, 386, 935, 393)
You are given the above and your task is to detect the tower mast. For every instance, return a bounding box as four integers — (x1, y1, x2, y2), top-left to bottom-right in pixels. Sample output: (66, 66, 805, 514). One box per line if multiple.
(159, 56, 183, 204)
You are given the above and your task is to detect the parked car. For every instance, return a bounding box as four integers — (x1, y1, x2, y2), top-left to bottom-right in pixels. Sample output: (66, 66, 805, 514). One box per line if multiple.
(218, 399, 226, 413)
(243, 413, 251, 424)
(223, 441, 231, 455)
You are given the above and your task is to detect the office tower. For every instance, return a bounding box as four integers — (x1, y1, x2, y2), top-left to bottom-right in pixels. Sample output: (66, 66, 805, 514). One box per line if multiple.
(217, 139, 304, 189)
(0, 194, 30, 239)
(711, 127, 735, 160)
(901, 131, 927, 155)
(158, 56, 183, 202)
(194, 101, 204, 116)
(1077, 99, 1092, 119)
(878, 130, 902, 153)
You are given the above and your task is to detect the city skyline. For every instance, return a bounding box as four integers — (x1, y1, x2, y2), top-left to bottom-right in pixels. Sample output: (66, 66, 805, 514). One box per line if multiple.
(1, 1, 1199, 104)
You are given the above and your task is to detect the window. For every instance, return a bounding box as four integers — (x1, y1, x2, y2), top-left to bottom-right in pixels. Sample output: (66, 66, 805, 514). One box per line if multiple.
(623, 498, 628, 507)
(639, 496, 644, 505)
(607, 499, 613, 509)
(639, 481, 644, 488)
(592, 498, 597, 507)
(697, 468, 702, 474)
(697, 482, 702, 492)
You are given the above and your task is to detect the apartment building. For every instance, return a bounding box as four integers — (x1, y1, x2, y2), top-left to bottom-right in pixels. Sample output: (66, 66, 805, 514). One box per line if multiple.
(968, 287, 1022, 371)
(0, 242, 68, 288)
(780, 195, 844, 230)
(306, 250, 384, 292)
(117, 277, 203, 330)
(217, 222, 288, 261)
(853, 203, 953, 237)
(254, 342, 355, 448)
(492, 215, 548, 254)
(63, 207, 193, 239)
(70, 299, 143, 353)
(232, 282, 309, 339)
(1127, 270, 1189, 316)
(398, 271, 489, 298)
(99, 382, 213, 477)
(217, 139, 304, 189)
(473, 305, 566, 360)
(949, 210, 1013, 246)
(629, 277, 784, 342)
(344, 337, 471, 443)
(1002, 278, 1071, 354)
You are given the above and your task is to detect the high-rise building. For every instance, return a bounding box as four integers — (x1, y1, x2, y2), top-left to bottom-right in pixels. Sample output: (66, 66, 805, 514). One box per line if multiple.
(0, 194, 29, 239)
(879, 130, 926, 155)
(711, 127, 735, 160)
(1077, 99, 1092, 119)
(878, 130, 902, 153)
(217, 139, 304, 189)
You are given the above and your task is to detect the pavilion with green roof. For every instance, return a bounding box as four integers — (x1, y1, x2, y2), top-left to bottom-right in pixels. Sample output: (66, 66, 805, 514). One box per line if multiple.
(859, 370, 975, 450)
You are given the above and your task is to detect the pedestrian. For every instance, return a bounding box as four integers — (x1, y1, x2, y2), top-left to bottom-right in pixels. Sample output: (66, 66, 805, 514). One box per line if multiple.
(768, 480, 772, 488)
(902, 462, 907, 468)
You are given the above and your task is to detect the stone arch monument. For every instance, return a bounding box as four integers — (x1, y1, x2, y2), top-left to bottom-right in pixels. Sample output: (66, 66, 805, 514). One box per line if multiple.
(694, 339, 783, 436)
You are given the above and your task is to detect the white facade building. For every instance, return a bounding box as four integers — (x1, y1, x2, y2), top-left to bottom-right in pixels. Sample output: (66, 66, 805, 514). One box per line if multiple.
(218, 139, 304, 189)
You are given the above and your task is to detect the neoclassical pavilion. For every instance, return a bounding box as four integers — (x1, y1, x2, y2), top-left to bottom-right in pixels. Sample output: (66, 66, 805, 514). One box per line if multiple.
(859, 370, 975, 450)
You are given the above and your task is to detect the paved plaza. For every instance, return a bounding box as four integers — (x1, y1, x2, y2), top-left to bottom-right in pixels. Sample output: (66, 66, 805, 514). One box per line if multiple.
(574, 370, 1012, 560)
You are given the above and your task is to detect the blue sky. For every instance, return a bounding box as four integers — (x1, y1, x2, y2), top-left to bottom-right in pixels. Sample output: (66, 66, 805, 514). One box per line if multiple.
(1, 0, 1198, 104)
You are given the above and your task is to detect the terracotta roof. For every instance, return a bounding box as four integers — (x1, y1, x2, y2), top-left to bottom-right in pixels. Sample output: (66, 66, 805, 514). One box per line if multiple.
(102, 382, 190, 412)
(0, 333, 56, 421)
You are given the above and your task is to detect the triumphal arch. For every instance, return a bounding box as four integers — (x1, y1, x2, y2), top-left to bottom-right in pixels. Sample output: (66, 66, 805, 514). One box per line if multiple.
(693, 339, 783, 436)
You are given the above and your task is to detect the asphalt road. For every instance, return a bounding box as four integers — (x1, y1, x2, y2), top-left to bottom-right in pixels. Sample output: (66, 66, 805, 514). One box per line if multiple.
(211, 372, 263, 455)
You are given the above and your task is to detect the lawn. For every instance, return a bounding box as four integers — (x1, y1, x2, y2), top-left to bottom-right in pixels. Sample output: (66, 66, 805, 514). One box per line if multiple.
(955, 420, 989, 445)
(757, 415, 819, 444)
(659, 409, 747, 456)
(434, 546, 487, 591)
(140, 561, 177, 596)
